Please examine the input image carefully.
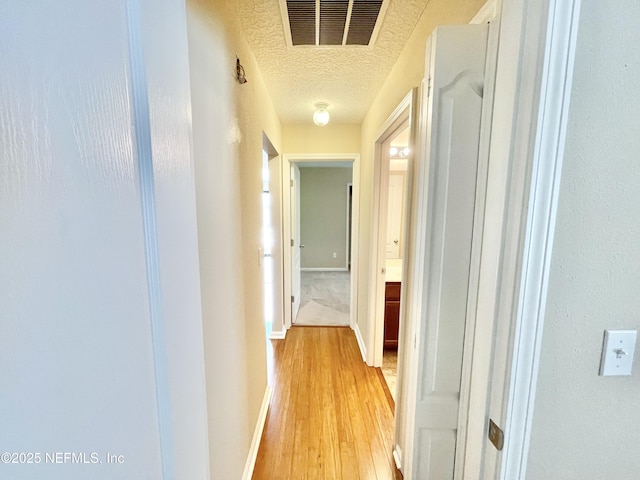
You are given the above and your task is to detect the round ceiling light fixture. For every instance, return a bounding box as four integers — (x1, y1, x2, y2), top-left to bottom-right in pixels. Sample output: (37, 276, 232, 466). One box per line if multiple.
(313, 102, 330, 126)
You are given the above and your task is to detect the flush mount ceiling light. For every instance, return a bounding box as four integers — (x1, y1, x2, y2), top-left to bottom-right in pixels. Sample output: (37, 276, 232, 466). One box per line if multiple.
(313, 102, 330, 126)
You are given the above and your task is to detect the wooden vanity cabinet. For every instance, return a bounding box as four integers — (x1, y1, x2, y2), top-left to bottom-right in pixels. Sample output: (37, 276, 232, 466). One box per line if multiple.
(383, 281, 401, 349)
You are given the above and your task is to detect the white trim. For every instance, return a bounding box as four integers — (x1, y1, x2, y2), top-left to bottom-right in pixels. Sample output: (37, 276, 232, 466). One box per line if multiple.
(400, 79, 429, 480)
(501, 0, 582, 478)
(456, 17, 501, 480)
(126, 1, 175, 476)
(300, 267, 349, 272)
(470, 0, 497, 24)
(353, 322, 367, 362)
(242, 385, 272, 480)
(269, 329, 287, 340)
(393, 445, 403, 471)
(369, 91, 414, 368)
(282, 154, 360, 333)
(346, 182, 352, 270)
(392, 86, 422, 480)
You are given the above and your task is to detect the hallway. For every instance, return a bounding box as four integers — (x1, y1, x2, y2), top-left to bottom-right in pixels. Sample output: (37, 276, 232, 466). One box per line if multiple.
(253, 327, 402, 479)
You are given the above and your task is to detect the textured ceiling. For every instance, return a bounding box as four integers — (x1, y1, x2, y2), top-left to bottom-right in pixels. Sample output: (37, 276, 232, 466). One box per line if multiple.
(238, 0, 431, 125)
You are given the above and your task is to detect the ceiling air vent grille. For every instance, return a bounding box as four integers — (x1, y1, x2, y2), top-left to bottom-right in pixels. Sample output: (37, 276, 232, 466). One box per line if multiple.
(319, 1, 349, 45)
(283, 0, 387, 47)
(287, 1, 317, 45)
(346, 0, 383, 45)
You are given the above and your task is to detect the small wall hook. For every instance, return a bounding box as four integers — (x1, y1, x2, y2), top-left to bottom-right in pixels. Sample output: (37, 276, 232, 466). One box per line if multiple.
(236, 57, 247, 84)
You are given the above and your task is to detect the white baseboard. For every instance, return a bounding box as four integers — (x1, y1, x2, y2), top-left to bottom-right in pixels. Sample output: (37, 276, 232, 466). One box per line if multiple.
(393, 444, 403, 471)
(269, 328, 287, 340)
(353, 323, 367, 362)
(242, 384, 272, 480)
(301, 267, 349, 272)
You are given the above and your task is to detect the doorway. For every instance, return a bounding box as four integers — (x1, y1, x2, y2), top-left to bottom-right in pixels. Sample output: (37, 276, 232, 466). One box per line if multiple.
(262, 135, 285, 344)
(281, 154, 361, 337)
(295, 163, 353, 326)
(380, 127, 410, 403)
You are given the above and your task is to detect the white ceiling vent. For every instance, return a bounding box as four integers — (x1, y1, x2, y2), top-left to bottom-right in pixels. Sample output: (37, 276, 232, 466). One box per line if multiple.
(281, 0, 388, 47)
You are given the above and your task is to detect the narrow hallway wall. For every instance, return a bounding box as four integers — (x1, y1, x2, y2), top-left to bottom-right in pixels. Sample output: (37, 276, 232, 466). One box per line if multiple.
(527, 1, 640, 478)
(186, 0, 282, 477)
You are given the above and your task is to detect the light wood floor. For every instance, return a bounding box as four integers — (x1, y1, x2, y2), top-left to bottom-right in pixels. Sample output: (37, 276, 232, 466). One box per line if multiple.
(253, 327, 402, 480)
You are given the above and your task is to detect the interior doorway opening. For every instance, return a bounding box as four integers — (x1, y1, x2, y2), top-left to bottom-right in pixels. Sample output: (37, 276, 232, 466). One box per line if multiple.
(262, 133, 284, 361)
(294, 162, 353, 327)
(379, 126, 410, 403)
(262, 149, 273, 338)
(281, 154, 361, 339)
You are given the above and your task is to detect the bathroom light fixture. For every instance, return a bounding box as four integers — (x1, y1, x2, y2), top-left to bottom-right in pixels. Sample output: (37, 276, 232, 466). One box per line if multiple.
(390, 146, 410, 158)
(313, 102, 330, 126)
(236, 57, 247, 84)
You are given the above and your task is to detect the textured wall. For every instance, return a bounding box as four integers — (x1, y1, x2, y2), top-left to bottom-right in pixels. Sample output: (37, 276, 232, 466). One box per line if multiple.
(186, 0, 282, 477)
(283, 123, 361, 154)
(527, 1, 640, 478)
(300, 168, 353, 269)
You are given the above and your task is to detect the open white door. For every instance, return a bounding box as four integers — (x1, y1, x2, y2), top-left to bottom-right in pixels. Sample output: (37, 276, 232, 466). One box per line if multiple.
(290, 163, 301, 323)
(407, 24, 488, 478)
(385, 173, 406, 258)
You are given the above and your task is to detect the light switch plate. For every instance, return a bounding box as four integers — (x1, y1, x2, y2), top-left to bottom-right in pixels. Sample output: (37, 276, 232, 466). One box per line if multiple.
(599, 329, 637, 376)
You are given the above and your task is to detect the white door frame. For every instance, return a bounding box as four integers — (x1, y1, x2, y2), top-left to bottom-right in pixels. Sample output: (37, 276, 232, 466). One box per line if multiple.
(281, 153, 361, 334)
(444, 0, 583, 478)
(369, 91, 415, 368)
(369, 89, 422, 474)
(392, 0, 581, 476)
(479, 0, 583, 478)
(346, 182, 353, 271)
(263, 134, 285, 340)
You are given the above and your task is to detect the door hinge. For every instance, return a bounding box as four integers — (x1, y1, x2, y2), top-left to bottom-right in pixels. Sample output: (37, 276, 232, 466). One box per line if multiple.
(290, 179, 294, 187)
(488, 419, 505, 451)
(290, 239, 294, 247)
(291, 295, 295, 303)
(427, 77, 432, 97)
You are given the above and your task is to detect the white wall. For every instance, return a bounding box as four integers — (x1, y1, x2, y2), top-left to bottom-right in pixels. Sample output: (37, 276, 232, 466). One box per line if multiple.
(186, 0, 282, 477)
(527, 1, 640, 478)
(0, 1, 209, 479)
(300, 167, 353, 269)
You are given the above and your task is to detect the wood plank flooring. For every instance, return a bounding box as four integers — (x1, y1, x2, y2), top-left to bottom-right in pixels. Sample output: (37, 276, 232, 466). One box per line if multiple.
(253, 327, 403, 480)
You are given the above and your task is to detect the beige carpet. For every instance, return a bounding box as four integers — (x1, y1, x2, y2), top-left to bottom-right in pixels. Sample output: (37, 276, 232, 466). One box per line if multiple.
(294, 300, 350, 326)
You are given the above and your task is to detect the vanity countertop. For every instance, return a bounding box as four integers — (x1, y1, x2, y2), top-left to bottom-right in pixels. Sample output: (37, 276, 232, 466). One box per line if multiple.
(385, 258, 403, 283)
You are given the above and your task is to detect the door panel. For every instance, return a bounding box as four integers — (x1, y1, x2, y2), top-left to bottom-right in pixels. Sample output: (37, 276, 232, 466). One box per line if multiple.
(412, 24, 488, 479)
(416, 430, 457, 479)
(386, 173, 406, 258)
